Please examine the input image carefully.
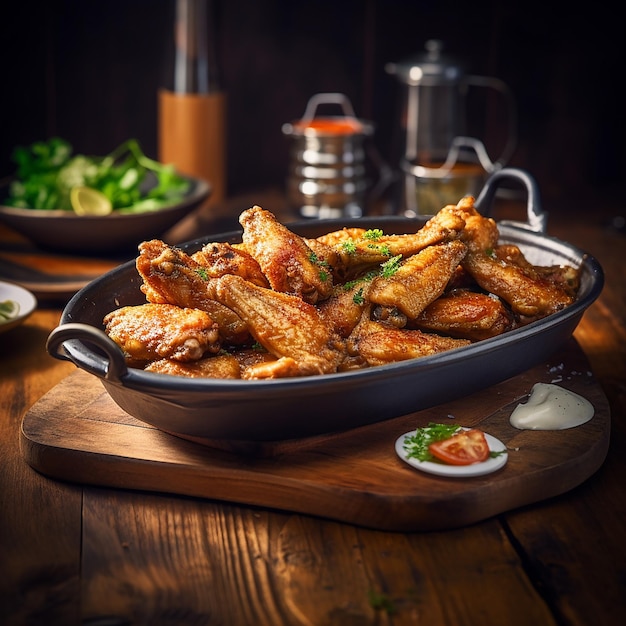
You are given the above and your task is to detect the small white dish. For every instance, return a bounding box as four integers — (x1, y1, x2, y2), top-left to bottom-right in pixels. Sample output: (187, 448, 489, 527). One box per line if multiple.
(395, 428, 508, 477)
(0, 280, 37, 334)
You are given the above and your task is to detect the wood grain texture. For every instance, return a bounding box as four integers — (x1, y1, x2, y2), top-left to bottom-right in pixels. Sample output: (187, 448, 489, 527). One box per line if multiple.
(76, 490, 560, 626)
(0, 310, 81, 625)
(20, 339, 610, 532)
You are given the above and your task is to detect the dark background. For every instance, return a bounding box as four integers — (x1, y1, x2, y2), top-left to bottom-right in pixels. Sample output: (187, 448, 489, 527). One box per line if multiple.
(1, 0, 624, 216)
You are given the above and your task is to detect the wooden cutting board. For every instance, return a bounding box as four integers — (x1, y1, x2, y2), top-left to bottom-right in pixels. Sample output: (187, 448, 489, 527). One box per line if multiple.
(20, 338, 610, 531)
(0, 248, 122, 301)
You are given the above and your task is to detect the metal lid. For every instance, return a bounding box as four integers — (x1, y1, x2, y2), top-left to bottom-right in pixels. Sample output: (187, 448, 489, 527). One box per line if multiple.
(282, 93, 374, 137)
(385, 40, 465, 86)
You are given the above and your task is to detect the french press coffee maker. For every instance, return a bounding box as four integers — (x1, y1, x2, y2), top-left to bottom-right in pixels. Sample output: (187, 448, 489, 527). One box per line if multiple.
(386, 40, 517, 216)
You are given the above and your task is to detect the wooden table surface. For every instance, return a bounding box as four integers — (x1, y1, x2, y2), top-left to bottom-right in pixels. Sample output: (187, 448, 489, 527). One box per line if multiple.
(1, 191, 625, 626)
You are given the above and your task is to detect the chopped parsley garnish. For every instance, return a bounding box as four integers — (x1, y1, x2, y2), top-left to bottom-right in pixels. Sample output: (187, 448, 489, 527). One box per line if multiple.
(308, 252, 331, 282)
(342, 240, 357, 254)
(340, 254, 402, 303)
(195, 267, 209, 280)
(342, 232, 391, 257)
(363, 228, 384, 241)
(366, 243, 392, 257)
(309, 251, 329, 267)
(403, 423, 462, 462)
(343, 269, 378, 292)
(352, 287, 365, 305)
(380, 255, 403, 278)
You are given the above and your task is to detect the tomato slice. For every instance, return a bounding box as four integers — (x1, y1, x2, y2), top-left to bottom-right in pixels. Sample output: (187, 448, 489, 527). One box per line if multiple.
(428, 429, 490, 465)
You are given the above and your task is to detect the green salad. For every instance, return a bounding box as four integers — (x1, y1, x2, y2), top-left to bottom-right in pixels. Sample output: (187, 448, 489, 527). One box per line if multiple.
(4, 137, 190, 214)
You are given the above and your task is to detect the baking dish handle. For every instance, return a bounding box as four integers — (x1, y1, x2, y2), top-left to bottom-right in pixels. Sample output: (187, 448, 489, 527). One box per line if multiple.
(46, 322, 128, 382)
(475, 167, 548, 234)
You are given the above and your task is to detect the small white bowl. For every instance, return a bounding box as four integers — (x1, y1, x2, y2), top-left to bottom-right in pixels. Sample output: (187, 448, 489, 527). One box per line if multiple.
(0, 281, 37, 333)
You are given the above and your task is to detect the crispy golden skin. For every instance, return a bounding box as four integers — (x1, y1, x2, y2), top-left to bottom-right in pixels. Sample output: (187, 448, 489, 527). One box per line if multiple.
(146, 353, 242, 378)
(318, 279, 373, 338)
(137, 240, 250, 345)
(208, 273, 346, 377)
(412, 289, 516, 341)
(239, 205, 334, 304)
(494, 244, 580, 299)
(312, 226, 369, 249)
(368, 240, 467, 319)
(453, 198, 576, 319)
(103, 303, 220, 364)
(346, 306, 471, 368)
(191, 242, 269, 288)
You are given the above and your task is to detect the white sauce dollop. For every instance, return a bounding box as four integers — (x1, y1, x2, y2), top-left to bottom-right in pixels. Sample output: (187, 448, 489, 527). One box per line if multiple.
(510, 383, 594, 430)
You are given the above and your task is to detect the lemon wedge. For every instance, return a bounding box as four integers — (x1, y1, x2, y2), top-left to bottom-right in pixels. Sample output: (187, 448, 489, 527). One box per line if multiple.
(70, 186, 113, 216)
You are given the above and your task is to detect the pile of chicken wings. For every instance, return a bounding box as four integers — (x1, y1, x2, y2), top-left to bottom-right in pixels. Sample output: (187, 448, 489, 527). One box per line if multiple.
(103, 197, 580, 380)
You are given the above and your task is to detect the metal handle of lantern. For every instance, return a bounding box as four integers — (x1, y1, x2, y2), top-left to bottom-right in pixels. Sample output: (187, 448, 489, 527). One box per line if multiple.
(299, 92, 358, 124)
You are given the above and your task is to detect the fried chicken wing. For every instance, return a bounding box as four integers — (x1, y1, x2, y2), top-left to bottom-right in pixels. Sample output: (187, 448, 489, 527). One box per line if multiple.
(137, 240, 250, 344)
(314, 206, 466, 278)
(412, 289, 515, 341)
(209, 273, 346, 377)
(103, 303, 220, 365)
(346, 306, 471, 368)
(239, 205, 334, 303)
(452, 197, 576, 319)
(466, 252, 576, 320)
(368, 240, 467, 319)
(493, 244, 580, 299)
